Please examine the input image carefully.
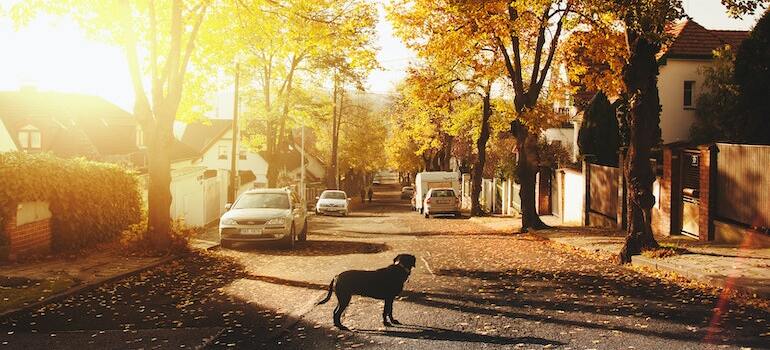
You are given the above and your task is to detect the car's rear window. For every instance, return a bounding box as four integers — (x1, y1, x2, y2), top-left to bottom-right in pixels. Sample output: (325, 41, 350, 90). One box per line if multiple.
(431, 190, 455, 197)
(321, 191, 347, 199)
(233, 193, 290, 209)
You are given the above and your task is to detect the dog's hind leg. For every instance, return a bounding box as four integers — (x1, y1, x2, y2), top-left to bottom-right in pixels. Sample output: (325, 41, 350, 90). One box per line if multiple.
(383, 298, 400, 326)
(333, 294, 351, 330)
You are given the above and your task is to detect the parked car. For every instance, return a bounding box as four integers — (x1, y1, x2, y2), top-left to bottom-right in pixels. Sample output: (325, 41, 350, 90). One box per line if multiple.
(315, 190, 351, 216)
(422, 188, 460, 218)
(219, 188, 308, 249)
(401, 186, 415, 200)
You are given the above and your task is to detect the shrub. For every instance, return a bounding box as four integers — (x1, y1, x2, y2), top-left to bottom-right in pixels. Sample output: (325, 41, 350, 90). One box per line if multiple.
(578, 91, 620, 166)
(120, 211, 201, 256)
(734, 10, 770, 144)
(0, 152, 142, 251)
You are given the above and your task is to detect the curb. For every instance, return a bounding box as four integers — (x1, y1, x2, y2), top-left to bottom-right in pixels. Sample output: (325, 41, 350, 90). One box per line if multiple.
(0, 243, 220, 320)
(631, 255, 767, 297)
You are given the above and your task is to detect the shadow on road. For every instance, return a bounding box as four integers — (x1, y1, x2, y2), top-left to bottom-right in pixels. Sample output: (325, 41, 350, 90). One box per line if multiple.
(224, 240, 390, 256)
(355, 324, 564, 346)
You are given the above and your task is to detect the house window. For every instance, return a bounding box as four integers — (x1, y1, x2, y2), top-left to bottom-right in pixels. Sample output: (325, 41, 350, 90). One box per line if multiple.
(683, 81, 695, 108)
(239, 149, 247, 160)
(18, 125, 41, 151)
(218, 145, 228, 160)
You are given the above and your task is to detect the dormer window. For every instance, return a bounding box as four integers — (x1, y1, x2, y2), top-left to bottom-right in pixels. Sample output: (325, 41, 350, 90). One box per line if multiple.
(18, 125, 41, 151)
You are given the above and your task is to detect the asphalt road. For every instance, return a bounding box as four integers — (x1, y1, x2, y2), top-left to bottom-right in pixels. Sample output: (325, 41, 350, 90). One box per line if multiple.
(2, 185, 769, 350)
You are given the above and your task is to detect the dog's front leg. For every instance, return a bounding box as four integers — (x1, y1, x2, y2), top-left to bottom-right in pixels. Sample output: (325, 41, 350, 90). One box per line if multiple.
(383, 298, 400, 326)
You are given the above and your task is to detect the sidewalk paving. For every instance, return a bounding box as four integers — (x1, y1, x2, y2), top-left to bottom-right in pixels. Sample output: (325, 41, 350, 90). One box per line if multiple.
(536, 228, 770, 299)
(0, 240, 218, 317)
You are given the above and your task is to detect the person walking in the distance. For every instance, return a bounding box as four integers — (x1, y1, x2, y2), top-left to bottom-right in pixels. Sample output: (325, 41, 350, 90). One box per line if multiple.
(367, 187, 373, 203)
(360, 187, 366, 205)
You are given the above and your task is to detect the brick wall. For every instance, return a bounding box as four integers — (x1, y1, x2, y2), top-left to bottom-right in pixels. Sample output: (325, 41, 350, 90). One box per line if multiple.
(2, 204, 52, 261)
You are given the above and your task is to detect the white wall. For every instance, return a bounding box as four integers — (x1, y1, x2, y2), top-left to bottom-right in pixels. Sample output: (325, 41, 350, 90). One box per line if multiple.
(196, 129, 268, 185)
(169, 166, 207, 227)
(0, 120, 18, 152)
(558, 168, 584, 226)
(544, 127, 576, 161)
(658, 58, 711, 143)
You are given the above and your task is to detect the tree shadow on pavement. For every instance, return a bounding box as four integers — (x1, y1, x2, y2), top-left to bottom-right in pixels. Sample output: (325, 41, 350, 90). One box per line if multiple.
(355, 324, 564, 346)
(228, 240, 389, 256)
(400, 267, 770, 349)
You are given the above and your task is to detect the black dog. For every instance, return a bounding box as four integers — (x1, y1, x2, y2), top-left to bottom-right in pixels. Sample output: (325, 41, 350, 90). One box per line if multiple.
(317, 254, 417, 330)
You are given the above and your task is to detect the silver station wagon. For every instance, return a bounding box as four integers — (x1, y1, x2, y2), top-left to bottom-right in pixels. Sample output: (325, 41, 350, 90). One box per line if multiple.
(219, 188, 308, 249)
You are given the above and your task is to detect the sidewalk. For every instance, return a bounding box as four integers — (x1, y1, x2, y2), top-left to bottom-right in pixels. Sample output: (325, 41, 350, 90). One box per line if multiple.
(0, 240, 218, 317)
(536, 229, 770, 299)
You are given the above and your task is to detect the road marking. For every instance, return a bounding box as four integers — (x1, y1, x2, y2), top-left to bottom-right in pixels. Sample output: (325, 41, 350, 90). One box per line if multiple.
(420, 256, 434, 276)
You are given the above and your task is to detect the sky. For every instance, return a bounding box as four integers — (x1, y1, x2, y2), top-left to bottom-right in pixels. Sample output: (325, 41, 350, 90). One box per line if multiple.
(0, 0, 764, 112)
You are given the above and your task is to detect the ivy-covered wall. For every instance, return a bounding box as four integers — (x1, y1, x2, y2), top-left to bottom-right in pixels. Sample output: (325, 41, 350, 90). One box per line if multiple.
(0, 152, 141, 252)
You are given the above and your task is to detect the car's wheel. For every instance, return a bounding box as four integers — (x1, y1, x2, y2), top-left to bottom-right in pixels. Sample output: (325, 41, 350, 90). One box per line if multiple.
(424, 211, 430, 218)
(299, 219, 308, 242)
(283, 225, 296, 249)
(221, 239, 233, 249)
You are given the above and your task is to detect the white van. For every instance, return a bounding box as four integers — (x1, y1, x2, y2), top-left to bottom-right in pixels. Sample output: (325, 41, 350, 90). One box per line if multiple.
(414, 171, 460, 213)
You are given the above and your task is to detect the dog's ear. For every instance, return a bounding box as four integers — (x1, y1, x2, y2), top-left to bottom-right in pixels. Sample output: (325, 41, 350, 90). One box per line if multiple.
(395, 254, 417, 268)
(405, 254, 417, 268)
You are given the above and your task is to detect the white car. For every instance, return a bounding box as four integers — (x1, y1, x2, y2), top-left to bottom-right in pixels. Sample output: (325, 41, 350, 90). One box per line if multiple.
(315, 190, 351, 216)
(423, 188, 461, 218)
(219, 188, 308, 249)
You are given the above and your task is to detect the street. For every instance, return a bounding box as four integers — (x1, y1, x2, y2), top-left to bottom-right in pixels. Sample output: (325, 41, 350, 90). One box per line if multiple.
(2, 185, 769, 350)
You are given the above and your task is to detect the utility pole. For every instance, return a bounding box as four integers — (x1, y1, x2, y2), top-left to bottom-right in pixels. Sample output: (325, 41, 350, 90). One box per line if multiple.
(300, 125, 305, 202)
(228, 63, 240, 203)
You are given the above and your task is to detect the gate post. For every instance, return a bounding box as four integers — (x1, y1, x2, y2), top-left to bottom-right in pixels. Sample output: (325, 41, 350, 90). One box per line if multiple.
(582, 155, 594, 226)
(698, 144, 717, 241)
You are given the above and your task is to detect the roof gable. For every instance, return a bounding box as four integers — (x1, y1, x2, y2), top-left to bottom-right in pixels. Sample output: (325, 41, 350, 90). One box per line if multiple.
(659, 19, 749, 60)
(0, 90, 138, 156)
(177, 119, 232, 154)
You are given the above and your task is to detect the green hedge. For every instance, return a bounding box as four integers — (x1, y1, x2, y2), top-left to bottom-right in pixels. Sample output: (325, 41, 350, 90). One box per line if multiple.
(0, 152, 142, 251)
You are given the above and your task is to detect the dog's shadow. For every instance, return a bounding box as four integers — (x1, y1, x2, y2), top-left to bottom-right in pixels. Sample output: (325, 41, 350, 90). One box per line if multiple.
(353, 324, 564, 346)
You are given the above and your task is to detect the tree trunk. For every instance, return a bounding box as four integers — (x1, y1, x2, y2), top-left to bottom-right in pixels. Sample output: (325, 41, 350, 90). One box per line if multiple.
(146, 121, 172, 250)
(471, 88, 492, 217)
(513, 121, 549, 231)
(618, 29, 661, 263)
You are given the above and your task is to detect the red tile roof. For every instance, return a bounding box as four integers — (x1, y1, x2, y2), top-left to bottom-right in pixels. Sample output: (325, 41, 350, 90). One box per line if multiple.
(659, 19, 749, 59)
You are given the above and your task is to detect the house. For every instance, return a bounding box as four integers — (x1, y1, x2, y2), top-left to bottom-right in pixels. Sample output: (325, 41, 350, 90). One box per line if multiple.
(657, 19, 749, 143)
(550, 19, 749, 162)
(0, 88, 140, 162)
(175, 119, 269, 186)
(0, 88, 215, 227)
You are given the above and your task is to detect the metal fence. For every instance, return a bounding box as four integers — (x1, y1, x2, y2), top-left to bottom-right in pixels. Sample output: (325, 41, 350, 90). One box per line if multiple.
(588, 163, 620, 220)
(716, 143, 770, 228)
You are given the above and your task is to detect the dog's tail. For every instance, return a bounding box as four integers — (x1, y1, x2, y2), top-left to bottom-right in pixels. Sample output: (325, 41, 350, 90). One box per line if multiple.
(316, 277, 335, 305)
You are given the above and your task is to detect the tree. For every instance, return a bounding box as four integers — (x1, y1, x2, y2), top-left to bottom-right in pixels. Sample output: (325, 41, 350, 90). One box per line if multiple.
(690, 46, 742, 143)
(227, 0, 378, 187)
(561, 28, 627, 108)
(390, 0, 582, 225)
(578, 91, 620, 166)
(734, 9, 770, 144)
(10, 1, 222, 250)
(611, 0, 767, 263)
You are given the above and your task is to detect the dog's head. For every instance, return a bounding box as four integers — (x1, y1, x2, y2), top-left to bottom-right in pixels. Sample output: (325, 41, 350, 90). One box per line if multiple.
(393, 254, 416, 270)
